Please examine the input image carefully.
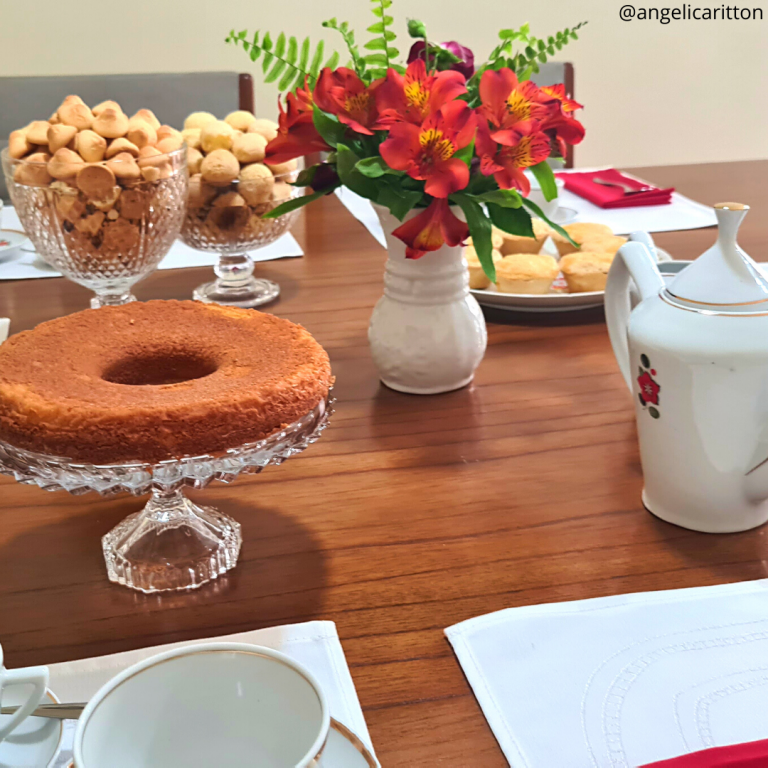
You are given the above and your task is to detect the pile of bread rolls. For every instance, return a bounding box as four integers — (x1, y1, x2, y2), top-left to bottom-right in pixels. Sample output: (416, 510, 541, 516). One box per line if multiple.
(465, 221, 628, 295)
(180, 110, 298, 244)
(7, 96, 186, 261)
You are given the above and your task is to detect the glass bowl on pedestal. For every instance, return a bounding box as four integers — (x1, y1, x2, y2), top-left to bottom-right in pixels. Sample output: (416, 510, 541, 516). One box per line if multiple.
(180, 162, 301, 308)
(1, 146, 188, 308)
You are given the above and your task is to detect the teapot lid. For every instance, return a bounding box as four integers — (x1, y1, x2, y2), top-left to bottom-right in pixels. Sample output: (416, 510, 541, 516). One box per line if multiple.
(667, 203, 768, 310)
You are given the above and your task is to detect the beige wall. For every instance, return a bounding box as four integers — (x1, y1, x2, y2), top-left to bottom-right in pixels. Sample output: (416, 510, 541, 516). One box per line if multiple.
(2, 0, 766, 168)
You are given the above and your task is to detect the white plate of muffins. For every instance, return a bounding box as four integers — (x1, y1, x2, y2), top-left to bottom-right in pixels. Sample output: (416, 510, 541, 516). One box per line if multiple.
(467, 221, 671, 313)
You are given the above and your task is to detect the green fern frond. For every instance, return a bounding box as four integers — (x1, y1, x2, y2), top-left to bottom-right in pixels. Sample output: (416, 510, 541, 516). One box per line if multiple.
(225, 29, 339, 92)
(363, 0, 397, 76)
(322, 18, 366, 78)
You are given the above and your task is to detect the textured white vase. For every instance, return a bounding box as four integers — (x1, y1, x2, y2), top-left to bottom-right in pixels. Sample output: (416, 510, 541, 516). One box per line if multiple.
(368, 205, 488, 395)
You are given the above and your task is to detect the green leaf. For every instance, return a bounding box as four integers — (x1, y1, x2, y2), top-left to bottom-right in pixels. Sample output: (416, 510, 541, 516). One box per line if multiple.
(310, 40, 325, 78)
(473, 189, 523, 208)
(377, 181, 423, 220)
(450, 192, 495, 282)
(336, 143, 381, 200)
(262, 32, 274, 72)
(487, 203, 534, 238)
(453, 139, 475, 169)
(275, 32, 286, 59)
(364, 37, 387, 51)
(529, 162, 558, 202)
(364, 53, 388, 65)
(263, 188, 335, 219)
(278, 63, 296, 91)
(265, 59, 287, 84)
(355, 156, 401, 178)
(326, 51, 340, 69)
(368, 21, 385, 33)
(520, 198, 578, 246)
(312, 109, 347, 148)
(298, 37, 310, 73)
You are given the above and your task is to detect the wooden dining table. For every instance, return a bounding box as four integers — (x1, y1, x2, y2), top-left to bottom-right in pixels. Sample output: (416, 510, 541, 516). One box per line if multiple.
(0, 159, 765, 766)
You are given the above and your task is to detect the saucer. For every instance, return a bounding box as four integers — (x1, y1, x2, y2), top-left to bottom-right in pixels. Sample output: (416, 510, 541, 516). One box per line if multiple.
(0, 229, 29, 260)
(0, 689, 63, 768)
(64, 718, 377, 768)
(323, 718, 379, 767)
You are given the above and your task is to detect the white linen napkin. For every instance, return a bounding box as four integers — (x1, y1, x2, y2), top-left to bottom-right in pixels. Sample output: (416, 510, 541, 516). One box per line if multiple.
(335, 170, 718, 245)
(446, 580, 768, 768)
(0, 207, 303, 281)
(49, 620, 373, 767)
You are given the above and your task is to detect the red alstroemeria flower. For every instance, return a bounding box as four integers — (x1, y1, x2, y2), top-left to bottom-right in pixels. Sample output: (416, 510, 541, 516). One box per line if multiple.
(375, 58, 467, 127)
(542, 112, 586, 146)
(393, 198, 469, 259)
(539, 84, 583, 114)
(478, 67, 555, 145)
(265, 79, 331, 164)
(379, 100, 475, 198)
(312, 67, 381, 135)
(475, 120, 551, 196)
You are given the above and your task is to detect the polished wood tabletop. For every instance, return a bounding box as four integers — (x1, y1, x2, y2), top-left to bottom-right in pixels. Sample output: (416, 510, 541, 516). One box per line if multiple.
(0, 160, 765, 766)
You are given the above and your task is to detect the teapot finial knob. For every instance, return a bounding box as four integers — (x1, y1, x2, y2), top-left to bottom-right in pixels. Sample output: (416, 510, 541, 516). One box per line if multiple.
(715, 201, 749, 211)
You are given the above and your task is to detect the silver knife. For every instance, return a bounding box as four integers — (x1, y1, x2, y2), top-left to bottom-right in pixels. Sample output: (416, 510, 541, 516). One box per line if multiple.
(1, 702, 86, 719)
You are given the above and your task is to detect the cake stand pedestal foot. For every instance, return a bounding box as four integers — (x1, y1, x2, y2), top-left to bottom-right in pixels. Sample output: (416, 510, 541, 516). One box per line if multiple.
(102, 488, 242, 593)
(193, 253, 280, 308)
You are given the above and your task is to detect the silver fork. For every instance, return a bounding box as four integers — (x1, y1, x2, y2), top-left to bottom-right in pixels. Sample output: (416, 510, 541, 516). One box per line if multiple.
(593, 178, 655, 195)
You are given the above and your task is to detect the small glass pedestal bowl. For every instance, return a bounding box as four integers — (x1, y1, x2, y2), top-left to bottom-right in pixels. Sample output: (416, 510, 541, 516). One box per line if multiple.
(1, 147, 188, 308)
(0, 394, 333, 594)
(180, 167, 301, 309)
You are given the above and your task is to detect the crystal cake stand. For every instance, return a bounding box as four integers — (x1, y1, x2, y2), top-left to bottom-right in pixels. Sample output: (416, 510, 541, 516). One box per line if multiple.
(0, 395, 333, 593)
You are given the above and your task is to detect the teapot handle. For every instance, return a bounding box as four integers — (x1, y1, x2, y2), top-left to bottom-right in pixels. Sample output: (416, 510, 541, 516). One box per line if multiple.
(605, 242, 665, 392)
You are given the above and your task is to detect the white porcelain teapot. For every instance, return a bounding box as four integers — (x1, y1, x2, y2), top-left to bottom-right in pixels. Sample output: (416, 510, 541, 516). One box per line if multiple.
(605, 203, 768, 533)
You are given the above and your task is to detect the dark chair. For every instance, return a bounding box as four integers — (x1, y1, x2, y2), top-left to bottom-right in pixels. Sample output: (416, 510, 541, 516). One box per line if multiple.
(0, 72, 254, 202)
(530, 62, 576, 169)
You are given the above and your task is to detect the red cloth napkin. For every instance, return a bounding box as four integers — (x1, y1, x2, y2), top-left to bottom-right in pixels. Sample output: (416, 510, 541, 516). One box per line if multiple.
(641, 739, 768, 767)
(556, 168, 674, 208)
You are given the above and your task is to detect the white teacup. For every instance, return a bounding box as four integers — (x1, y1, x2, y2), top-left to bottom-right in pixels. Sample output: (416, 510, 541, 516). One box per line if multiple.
(73, 643, 330, 768)
(0, 643, 49, 743)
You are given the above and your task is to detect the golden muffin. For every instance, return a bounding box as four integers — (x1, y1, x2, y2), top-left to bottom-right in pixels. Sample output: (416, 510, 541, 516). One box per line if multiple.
(498, 219, 552, 256)
(559, 252, 613, 293)
(579, 234, 628, 256)
(552, 222, 614, 257)
(467, 230, 504, 251)
(464, 246, 503, 290)
(496, 253, 560, 295)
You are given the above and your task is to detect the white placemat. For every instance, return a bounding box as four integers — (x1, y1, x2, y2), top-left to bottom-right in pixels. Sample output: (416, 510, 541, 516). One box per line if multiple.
(0, 207, 303, 281)
(335, 169, 718, 245)
(48, 620, 372, 767)
(556, 167, 718, 235)
(446, 580, 768, 768)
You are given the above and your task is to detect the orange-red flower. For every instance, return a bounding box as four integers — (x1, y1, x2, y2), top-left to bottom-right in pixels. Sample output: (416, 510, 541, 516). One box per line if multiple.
(375, 58, 467, 127)
(265, 79, 330, 164)
(475, 120, 551, 196)
(393, 198, 469, 259)
(539, 83, 582, 114)
(379, 100, 475, 198)
(312, 67, 381, 135)
(478, 68, 555, 146)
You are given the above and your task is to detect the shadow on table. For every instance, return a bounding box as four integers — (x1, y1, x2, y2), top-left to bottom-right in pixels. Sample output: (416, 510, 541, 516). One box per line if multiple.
(0, 490, 329, 659)
(481, 304, 606, 327)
